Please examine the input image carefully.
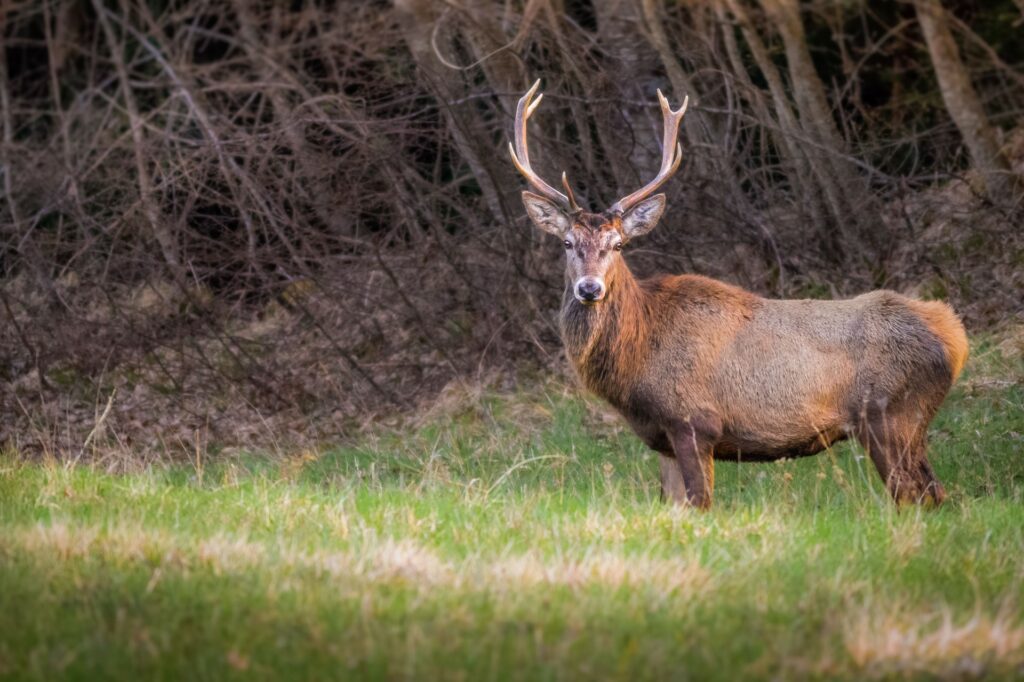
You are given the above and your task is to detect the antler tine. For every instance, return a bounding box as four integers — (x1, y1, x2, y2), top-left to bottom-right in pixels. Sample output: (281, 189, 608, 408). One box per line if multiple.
(562, 172, 582, 213)
(609, 91, 689, 215)
(508, 80, 574, 208)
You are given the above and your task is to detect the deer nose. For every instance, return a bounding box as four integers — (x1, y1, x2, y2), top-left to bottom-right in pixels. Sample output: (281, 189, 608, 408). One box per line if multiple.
(575, 277, 605, 303)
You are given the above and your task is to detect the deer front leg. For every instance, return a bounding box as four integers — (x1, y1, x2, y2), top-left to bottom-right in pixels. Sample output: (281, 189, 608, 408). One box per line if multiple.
(666, 415, 721, 510)
(659, 452, 687, 504)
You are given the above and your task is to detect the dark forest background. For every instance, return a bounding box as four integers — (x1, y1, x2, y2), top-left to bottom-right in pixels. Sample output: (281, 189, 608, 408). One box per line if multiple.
(2, 0, 1023, 460)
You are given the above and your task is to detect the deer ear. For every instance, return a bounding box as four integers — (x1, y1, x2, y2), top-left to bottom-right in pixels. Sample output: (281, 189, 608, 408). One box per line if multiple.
(522, 192, 571, 237)
(621, 194, 666, 239)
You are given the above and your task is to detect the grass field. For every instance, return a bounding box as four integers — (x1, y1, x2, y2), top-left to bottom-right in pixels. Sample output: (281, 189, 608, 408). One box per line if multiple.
(2, 338, 1024, 680)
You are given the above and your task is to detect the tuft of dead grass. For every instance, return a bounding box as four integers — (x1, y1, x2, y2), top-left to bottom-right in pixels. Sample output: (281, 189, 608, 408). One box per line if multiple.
(843, 606, 1024, 677)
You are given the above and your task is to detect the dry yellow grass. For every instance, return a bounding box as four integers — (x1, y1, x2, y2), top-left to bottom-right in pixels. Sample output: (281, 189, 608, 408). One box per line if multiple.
(7, 521, 713, 596)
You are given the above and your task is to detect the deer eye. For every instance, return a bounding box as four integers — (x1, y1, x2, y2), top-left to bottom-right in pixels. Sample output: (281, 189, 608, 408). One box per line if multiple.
(614, 242, 623, 251)
(563, 240, 572, 249)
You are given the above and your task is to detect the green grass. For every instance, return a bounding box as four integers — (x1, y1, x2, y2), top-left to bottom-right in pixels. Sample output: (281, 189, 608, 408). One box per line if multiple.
(2, 339, 1024, 680)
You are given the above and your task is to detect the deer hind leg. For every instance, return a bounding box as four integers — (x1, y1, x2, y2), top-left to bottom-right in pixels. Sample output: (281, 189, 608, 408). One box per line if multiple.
(856, 399, 946, 506)
(665, 416, 721, 510)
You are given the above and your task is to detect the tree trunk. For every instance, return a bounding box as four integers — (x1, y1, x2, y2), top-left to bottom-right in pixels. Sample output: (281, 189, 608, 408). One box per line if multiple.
(393, 0, 515, 225)
(643, 0, 783, 282)
(233, 1, 355, 238)
(760, 0, 883, 261)
(92, 0, 182, 278)
(913, 0, 1018, 200)
(592, 0, 663, 202)
(640, 0, 712, 175)
(725, 0, 848, 261)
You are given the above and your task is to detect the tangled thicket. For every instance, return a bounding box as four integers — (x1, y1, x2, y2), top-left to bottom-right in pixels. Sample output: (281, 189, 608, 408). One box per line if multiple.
(2, 0, 1023, 458)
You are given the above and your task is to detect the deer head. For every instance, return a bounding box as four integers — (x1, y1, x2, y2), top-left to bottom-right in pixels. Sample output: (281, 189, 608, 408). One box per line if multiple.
(510, 80, 688, 304)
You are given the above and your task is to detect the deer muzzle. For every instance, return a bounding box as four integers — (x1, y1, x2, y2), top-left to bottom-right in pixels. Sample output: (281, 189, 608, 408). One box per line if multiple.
(575, 277, 606, 304)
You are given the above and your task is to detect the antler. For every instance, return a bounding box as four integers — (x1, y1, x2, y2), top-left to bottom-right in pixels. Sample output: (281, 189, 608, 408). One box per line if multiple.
(609, 90, 688, 215)
(509, 80, 581, 213)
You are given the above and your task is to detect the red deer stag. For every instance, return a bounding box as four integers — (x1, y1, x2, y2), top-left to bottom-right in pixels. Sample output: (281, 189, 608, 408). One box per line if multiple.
(509, 81, 968, 509)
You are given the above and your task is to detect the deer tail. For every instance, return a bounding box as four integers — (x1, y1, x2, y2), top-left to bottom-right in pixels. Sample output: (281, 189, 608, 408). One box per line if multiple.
(907, 299, 969, 382)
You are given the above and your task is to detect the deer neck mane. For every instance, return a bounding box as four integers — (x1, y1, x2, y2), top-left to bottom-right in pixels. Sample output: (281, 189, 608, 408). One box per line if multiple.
(560, 257, 651, 401)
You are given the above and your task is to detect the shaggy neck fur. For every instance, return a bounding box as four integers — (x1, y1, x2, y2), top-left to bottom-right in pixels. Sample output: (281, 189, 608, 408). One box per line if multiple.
(560, 256, 652, 405)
